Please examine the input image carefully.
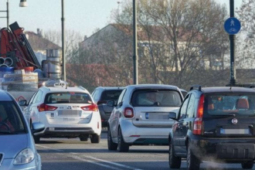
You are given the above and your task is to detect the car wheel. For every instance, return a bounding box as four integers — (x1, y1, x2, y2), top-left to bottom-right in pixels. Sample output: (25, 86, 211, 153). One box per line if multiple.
(107, 128, 117, 150)
(241, 161, 254, 169)
(187, 143, 200, 170)
(169, 141, 181, 169)
(79, 135, 89, 141)
(90, 134, 100, 143)
(117, 128, 129, 152)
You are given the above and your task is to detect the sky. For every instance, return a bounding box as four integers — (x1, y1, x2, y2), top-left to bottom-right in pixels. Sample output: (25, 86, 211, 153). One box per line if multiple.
(0, 0, 243, 38)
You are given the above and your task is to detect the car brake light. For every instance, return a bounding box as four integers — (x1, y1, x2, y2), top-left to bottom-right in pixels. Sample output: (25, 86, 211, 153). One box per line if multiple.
(193, 94, 204, 135)
(37, 103, 58, 112)
(124, 107, 134, 118)
(81, 104, 98, 111)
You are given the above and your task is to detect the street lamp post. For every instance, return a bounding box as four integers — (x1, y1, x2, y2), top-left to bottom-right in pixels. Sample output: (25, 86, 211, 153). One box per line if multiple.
(61, 0, 66, 81)
(0, 0, 27, 28)
(133, 0, 138, 84)
(0, 0, 9, 27)
(19, 0, 27, 7)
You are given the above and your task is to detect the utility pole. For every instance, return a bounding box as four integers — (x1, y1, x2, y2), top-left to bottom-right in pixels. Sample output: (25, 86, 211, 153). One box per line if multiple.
(6, 0, 9, 27)
(0, 0, 9, 27)
(229, 0, 236, 86)
(61, 0, 66, 81)
(133, 0, 138, 84)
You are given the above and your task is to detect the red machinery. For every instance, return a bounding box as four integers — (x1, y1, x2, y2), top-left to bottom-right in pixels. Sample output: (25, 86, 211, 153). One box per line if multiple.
(0, 22, 41, 69)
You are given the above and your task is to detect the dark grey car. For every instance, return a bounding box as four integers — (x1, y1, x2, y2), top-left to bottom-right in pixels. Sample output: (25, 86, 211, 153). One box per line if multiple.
(92, 87, 124, 127)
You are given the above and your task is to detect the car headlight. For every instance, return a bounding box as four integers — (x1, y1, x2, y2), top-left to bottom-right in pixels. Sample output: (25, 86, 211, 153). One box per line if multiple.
(14, 148, 35, 164)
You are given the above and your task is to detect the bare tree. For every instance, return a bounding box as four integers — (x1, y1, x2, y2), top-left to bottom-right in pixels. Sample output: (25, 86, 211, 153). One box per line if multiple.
(70, 0, 229, 89)
(112, 0, 228, 87)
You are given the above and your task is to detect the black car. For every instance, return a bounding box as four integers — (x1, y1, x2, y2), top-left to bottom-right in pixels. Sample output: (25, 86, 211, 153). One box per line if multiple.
(168, 85, 255, 170)
(92, 86, 124, 127)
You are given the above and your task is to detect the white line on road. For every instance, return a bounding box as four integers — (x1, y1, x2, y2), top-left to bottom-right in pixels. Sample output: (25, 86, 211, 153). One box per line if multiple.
(37, 145, 143, 170)
(82, 155, 143, 170)
(70, 155, 122, 170)
(36, 144, 63, 152)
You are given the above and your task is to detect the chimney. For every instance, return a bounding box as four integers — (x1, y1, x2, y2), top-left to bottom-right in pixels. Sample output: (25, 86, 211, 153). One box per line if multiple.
(84, 35, 87, 41)
(37, 28, 42, 37)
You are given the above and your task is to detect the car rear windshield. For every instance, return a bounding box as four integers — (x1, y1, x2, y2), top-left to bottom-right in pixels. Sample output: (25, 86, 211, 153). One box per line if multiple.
(0, 101, 26, 134)
(101, 90, 122, 101)
(131, 89, 182, 107)
(45, 92, 92, 104)
(205, 93, 255, 116)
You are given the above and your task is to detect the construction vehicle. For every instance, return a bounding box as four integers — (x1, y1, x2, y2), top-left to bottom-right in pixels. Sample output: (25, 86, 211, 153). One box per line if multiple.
(0, 22, 61, 102)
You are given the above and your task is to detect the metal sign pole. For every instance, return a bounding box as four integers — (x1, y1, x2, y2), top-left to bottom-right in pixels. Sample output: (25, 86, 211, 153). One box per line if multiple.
(229, 0, 236, 86)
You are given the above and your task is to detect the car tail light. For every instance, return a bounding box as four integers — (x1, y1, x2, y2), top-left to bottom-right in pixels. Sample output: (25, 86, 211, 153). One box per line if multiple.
(37, 103, 58, 112)
(193, 94, 204, 135)
(81, 104, 98, 111)
(124, 107, 134, 118)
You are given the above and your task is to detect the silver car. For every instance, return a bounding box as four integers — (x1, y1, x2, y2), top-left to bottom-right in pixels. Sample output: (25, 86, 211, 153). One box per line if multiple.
(107, 84, 183, 152)
(0, 90, 45, 170)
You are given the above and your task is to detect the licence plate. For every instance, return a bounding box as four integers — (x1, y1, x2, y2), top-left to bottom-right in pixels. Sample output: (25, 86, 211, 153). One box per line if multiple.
(220, 128, 250, 134)
(63, 118, 75, 121)
(146, 113, 169, 119)
(58, 110, 80, 116)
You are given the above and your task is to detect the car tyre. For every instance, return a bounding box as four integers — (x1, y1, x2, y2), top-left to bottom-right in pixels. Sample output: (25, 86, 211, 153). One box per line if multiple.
(91, 134, 100, 143)
(118, 128, 129, 152)
(241, 161, 254, 169)
(187, 143, 200, 170)
(169, 141, 181, 169)
(107, 128, 118, 150)
(79, 135, 89, 141)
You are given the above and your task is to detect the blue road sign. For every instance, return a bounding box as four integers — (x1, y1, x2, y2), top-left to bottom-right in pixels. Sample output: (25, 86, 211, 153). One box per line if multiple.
(224, 17, 241, 35)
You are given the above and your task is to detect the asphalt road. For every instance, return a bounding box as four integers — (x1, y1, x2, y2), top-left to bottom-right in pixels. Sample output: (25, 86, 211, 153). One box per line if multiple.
(36, 132, 255, 170)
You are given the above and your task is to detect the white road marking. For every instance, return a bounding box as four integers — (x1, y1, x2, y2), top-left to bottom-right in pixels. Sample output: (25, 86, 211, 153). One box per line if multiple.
(36, 145, 143, 170)
(84, 155, 143, 170)
(70, 155, 122, 170)
(36, 144, 63, 152)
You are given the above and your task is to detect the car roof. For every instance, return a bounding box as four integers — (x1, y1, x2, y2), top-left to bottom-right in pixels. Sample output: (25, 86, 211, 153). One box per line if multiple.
(126, 84, 179, 90)
(201, 86, 255, 93)
(40, 86, 90, 93)
(95, 86, 125, 90)
(0, 90, 12, 101)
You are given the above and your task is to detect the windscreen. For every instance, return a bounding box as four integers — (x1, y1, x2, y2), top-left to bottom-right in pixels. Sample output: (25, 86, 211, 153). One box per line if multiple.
(45, 92, 92, 104)
(0, 101, 26, 134)
(101, 90, 122, 101)
(131, 89, 182, 107)
(205, 93, 255, 116)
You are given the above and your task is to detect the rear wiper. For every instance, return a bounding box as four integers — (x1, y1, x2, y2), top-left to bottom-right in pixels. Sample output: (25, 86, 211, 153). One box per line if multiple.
(210, 113, 236, 118)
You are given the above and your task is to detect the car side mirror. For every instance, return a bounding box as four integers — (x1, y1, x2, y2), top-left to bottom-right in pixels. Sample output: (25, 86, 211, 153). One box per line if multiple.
(32, 122, 45, 133)
(169, 112, 177, 120)
(18, 99, 28, 106)
(118, 101, 123, 107)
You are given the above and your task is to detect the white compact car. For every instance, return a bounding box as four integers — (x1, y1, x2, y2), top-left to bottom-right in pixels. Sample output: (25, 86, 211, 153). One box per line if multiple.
(107, 84, 184, 152)
(21, 81, 101, 143)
